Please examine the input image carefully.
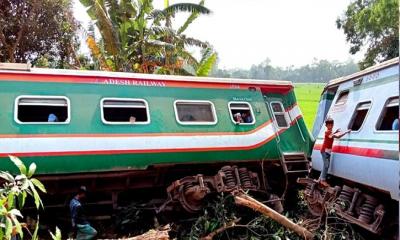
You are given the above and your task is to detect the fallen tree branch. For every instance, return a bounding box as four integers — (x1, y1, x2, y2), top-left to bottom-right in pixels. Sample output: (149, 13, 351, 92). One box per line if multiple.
(233, 192, 314, 240)
(125, 224, 170, 240)
(200, 218, 241, 240)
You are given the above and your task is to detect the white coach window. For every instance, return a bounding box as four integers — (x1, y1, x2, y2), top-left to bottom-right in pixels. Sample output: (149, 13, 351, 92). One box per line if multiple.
(174, 100, 217, 125)
(101, 98, 150, 124)
(228, 102, 255, 125)
(15, 96, 70, 124)
(270, 101, 289, 128)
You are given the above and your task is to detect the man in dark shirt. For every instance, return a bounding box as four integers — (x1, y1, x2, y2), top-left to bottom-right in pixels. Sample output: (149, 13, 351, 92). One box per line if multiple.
(69, 186, 97, 240)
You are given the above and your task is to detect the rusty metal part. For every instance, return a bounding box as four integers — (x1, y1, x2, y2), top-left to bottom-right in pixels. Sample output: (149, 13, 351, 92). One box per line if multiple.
(334, 185, 384, 234)
(298, 179, 386, 234)
(163, 165, 261, 213)
(297, 178, 340, 216)
(304, 181, 324, 216)
(166, 174, 212, 213)
(336, 185, 355, 211)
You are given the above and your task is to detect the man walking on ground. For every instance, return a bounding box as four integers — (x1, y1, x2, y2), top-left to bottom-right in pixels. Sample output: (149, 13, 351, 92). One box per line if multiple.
(69, 186, 97, 240)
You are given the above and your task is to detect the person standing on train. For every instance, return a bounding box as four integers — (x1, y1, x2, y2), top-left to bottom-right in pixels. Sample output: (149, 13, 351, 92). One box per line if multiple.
(319, 118, 351, 187)
(70, 186, 97, 240)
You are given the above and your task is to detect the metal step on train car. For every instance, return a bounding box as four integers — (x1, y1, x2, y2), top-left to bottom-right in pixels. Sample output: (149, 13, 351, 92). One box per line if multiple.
(298, 57, 399, 237)
(0, 63, 313, 213)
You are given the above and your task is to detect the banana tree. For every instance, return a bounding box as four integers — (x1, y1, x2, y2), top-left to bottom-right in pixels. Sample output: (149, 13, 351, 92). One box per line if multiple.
(80, 0, 215, 75)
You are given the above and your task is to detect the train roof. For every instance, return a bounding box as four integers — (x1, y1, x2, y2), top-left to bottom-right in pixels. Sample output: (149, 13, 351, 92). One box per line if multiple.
(0, 63, 293, 90)
(325, 57, 399, 89)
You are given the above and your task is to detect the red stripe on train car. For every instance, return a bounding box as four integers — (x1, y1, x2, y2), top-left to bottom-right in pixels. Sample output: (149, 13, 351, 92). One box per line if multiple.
(0, 72, 292, 93)
(313, 144, 385, 158)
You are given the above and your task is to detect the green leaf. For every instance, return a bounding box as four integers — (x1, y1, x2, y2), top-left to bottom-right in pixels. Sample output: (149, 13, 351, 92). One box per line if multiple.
(5, 217, 12, 238)
(28, 181, 43, 209)
(31, 178, 46, 193)
(163, 3, 210, 16)
(0, 171, 14, 183)
(27, 163, 37, 178)
(196, 52, 217, 76)
(18, 191, 27, 209)
(31, 217, 39, 240)
(7, 193, 14, 209)
(8, 155, 27, 175)
(49, 227, 62, 240)
(177, 0, 204, 34)
(9, 209, 23, 218)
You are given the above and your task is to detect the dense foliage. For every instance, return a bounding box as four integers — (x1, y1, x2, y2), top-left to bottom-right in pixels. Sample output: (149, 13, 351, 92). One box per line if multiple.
(0, 0, 79, 68)
(337, 0, 399, 69)
(80, 0, 217, 75)
(0, 156, 46, 240)
(212, 58, 359, 83)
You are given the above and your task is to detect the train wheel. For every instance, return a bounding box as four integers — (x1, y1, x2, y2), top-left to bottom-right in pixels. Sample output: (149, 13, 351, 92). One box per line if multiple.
(304, 183, 324, 216)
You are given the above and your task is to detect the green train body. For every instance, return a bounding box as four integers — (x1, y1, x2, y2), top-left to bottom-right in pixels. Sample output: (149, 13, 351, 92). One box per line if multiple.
(0, 66, 312, 180)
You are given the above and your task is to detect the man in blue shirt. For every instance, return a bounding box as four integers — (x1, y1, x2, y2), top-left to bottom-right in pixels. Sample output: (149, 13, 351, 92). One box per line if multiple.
(392, 118, 399, 130)
(69, 186, 97, 240)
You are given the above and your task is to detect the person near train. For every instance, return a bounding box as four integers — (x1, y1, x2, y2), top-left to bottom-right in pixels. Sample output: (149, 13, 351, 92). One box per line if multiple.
(242, 112, 253, 123)
(392, 118, 399, 130)
(234, 112, 243, 124)
(319, 118, 351, 187)
(48, 113, 58, 122)
(69, 186, 97, 240)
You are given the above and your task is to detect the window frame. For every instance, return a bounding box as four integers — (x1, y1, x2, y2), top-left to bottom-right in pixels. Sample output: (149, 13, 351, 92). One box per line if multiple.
(14, 95, 71, 125)
(347, 100, 372, 133)
(173, 100, 218, 125)
(100, 97, 150, 125)
(334, 90, 349, 106)
(375, 96, 399, 132)
(228, 101, 256, 125)
(269, 101, 290, 129)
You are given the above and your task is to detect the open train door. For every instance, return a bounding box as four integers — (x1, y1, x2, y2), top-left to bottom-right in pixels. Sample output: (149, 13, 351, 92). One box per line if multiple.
(311, 86, 337, 138)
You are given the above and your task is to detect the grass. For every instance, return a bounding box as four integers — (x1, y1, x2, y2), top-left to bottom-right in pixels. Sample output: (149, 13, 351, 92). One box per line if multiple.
(294, 83, 325, 131)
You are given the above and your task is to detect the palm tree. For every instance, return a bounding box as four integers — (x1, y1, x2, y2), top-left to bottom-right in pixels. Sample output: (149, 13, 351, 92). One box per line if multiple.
(79, 0, 216, 75)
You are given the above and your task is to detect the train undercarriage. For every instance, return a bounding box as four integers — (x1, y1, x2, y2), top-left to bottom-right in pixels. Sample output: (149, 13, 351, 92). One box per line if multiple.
(27, 161, 289, 229)
(19, 154, 397, 239)
(297, 177, 399, 239)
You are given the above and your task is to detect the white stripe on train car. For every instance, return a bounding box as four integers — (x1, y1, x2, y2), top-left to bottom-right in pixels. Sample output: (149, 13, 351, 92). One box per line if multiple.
(0, 105, 303, 155)
(312, 150, 399, 200)
(0, 123, 275, 154)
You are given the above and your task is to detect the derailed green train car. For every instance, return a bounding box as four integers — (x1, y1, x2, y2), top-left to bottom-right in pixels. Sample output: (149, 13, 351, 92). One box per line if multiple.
(0, 64, 312, 200)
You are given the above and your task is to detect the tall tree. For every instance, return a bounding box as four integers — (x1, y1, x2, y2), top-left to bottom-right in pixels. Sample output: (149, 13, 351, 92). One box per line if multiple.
(0, 0, 79, 67)
(80, 0, 214, 75)
(337, 0, 399, 69)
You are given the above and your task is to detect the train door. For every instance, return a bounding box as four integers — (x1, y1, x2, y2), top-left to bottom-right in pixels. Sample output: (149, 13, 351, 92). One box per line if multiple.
(263, 95, 310, 198)
(312, 88, 337, 138)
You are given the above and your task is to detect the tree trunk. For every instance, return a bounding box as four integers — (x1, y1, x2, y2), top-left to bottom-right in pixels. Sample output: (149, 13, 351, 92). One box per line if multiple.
(126, 225, 170, 240)
(7, 47, 15, 63)
(233, 193, 314, 240)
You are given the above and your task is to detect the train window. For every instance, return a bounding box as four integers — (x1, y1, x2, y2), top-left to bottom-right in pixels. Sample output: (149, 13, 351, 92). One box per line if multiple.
(376, 97, 399, 131)
(15, 96, 70, 124)
(101, 98, 150, 124)
(229, 102, 255, 124)
(335, 91, 349, 105)
(270, 102, 289, 128)
(174, 100, 217, 125)
(348, 101, 371, 131)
